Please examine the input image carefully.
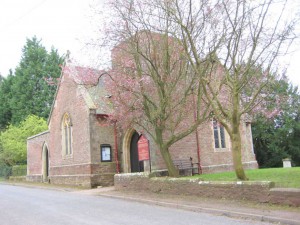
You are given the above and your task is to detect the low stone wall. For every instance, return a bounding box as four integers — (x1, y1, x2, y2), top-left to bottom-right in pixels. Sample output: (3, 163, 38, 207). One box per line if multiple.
(269, 188, 300, 207)
(114, 173, 300, 207)
(9, 176, 27, 182)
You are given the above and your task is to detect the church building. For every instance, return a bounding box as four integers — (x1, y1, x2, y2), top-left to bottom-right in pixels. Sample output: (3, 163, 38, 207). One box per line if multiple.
(27, 47, 258, 188)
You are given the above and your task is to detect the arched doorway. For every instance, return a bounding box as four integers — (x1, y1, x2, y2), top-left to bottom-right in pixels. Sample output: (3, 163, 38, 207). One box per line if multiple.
(42, 144, 49, 182)
(130, 131, 140, 172)
(122, 129, 145, 173)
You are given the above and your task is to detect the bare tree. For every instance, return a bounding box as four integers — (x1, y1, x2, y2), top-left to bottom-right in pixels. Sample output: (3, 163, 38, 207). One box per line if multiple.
(98, 1, 212, 177)
(94, 0, 298, 179)
(163, 0, 298, 180)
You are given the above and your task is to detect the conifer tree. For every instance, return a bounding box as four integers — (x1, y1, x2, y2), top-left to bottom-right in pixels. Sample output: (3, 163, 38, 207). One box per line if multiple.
(8, 37, 64, 124)
(0, 72, 13, 130)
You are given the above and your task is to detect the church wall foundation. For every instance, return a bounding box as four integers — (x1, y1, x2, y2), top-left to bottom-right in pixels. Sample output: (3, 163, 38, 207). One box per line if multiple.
(48, 163, 116, 187)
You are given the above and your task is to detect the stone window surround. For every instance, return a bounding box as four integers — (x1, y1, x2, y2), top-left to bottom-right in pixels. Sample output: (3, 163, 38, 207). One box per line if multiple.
(62, 112, 73, 158)
(212, 119, 230, 152)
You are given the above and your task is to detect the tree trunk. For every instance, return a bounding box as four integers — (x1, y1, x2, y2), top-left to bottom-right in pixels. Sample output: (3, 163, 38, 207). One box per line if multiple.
(160, 146, 179, 177)
(155, 128, 179, 177)
(231, 125, 248, 180)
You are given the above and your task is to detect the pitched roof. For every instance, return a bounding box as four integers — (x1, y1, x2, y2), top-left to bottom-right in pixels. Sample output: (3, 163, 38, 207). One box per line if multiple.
(70, 64, 113, 114)
(65, 66, 103, 85)
(48, 63, 111, 125)
(67, 65, 112, 113)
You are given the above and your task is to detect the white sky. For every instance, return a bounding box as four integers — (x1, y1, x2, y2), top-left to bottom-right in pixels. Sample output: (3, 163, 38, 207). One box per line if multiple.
(0, 0, 300, 88)
(0, 0, 98, 76)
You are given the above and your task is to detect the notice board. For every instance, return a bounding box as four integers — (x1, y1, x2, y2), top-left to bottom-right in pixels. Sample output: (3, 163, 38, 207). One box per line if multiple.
(137, 135, 150, 161)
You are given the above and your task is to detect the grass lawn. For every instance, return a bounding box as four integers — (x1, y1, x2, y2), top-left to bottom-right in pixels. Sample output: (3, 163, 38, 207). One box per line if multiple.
(189, 167, 300, 188)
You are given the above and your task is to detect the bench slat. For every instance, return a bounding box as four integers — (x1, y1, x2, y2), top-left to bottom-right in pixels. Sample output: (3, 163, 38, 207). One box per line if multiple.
(172, 158, 199, 175)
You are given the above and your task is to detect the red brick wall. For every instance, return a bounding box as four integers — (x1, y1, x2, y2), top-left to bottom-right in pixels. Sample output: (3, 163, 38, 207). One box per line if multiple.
(111, 32, 257, 173)
(27, 67, 118, 187)
(50, 163, 91, 175)
(146, 120, 257, 172)
(44, 68, 93, 186)
(27, 131, 49, 182)
(46, 69, 117, 187)
(48, 71, 92, 169)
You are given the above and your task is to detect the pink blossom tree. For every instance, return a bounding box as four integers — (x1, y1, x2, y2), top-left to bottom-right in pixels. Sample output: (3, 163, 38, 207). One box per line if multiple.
(94, 0, 298, 179)
(104, 31, 211, 177)
(163, 0, 298, 180)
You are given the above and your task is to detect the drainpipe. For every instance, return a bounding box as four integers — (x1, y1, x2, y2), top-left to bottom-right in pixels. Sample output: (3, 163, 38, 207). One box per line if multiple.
(192, 91, 202, 174)
(194, 126, 202, 174)
(114, 121, 120, 173)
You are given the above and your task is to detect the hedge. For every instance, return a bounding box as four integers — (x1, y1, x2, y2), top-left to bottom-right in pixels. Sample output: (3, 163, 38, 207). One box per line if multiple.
(11, 165, 27, 176)
(0, 163, 12, 178)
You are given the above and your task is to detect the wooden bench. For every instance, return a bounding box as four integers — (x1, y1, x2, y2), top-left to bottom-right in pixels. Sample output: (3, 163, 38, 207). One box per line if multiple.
(173, 157, 199, 176)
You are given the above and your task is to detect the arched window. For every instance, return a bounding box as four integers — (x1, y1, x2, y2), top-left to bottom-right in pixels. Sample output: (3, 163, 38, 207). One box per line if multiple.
(213, 119, 226, 149)
(62, 113, 72, 156)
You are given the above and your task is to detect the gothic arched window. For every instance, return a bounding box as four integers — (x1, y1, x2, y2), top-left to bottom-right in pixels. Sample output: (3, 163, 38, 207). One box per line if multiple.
(62, 113, 72, 156)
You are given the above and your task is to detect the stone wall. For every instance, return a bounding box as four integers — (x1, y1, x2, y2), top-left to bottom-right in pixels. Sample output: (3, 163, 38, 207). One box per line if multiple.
(9, 176, 27, 182)
(90, 114, 116, 164)
(269, 188, 300, 207)
(114, 173, 300, 207)
(91, 163, 116, 187)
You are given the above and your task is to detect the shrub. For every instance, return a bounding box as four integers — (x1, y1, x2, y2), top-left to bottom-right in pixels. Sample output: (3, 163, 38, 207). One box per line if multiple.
(0, 162, 12, 178)
(0, 115, 47, 165)
(11, 165, 27, 176)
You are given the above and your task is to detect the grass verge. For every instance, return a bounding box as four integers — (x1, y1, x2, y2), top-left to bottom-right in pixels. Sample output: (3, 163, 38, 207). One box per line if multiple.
(188, 167, 300, 188)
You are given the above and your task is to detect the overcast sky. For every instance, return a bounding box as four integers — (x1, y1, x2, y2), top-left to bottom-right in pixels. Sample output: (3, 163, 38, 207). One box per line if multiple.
(0, 0, 300, 88)
(0, 0, 97, 76)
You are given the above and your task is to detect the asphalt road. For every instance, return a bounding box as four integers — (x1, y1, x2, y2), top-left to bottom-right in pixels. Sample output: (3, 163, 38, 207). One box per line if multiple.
(0, 184, 269, 225)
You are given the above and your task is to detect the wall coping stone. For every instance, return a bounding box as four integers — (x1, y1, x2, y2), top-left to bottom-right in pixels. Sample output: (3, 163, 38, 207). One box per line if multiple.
(27, 130, 50, 140)
(270, 188, 300, 193)
(115, 173, 274, 188)
(150, 177, 275, 187)
(115, 172, 150, 178)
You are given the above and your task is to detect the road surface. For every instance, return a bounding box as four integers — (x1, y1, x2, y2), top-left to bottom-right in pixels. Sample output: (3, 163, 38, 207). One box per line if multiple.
(0, 184, 269, 225)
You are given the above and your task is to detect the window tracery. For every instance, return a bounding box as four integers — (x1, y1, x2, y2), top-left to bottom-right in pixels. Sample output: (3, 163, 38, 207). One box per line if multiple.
(213, 119, 226, 149)
(62, 113, 72, 156)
